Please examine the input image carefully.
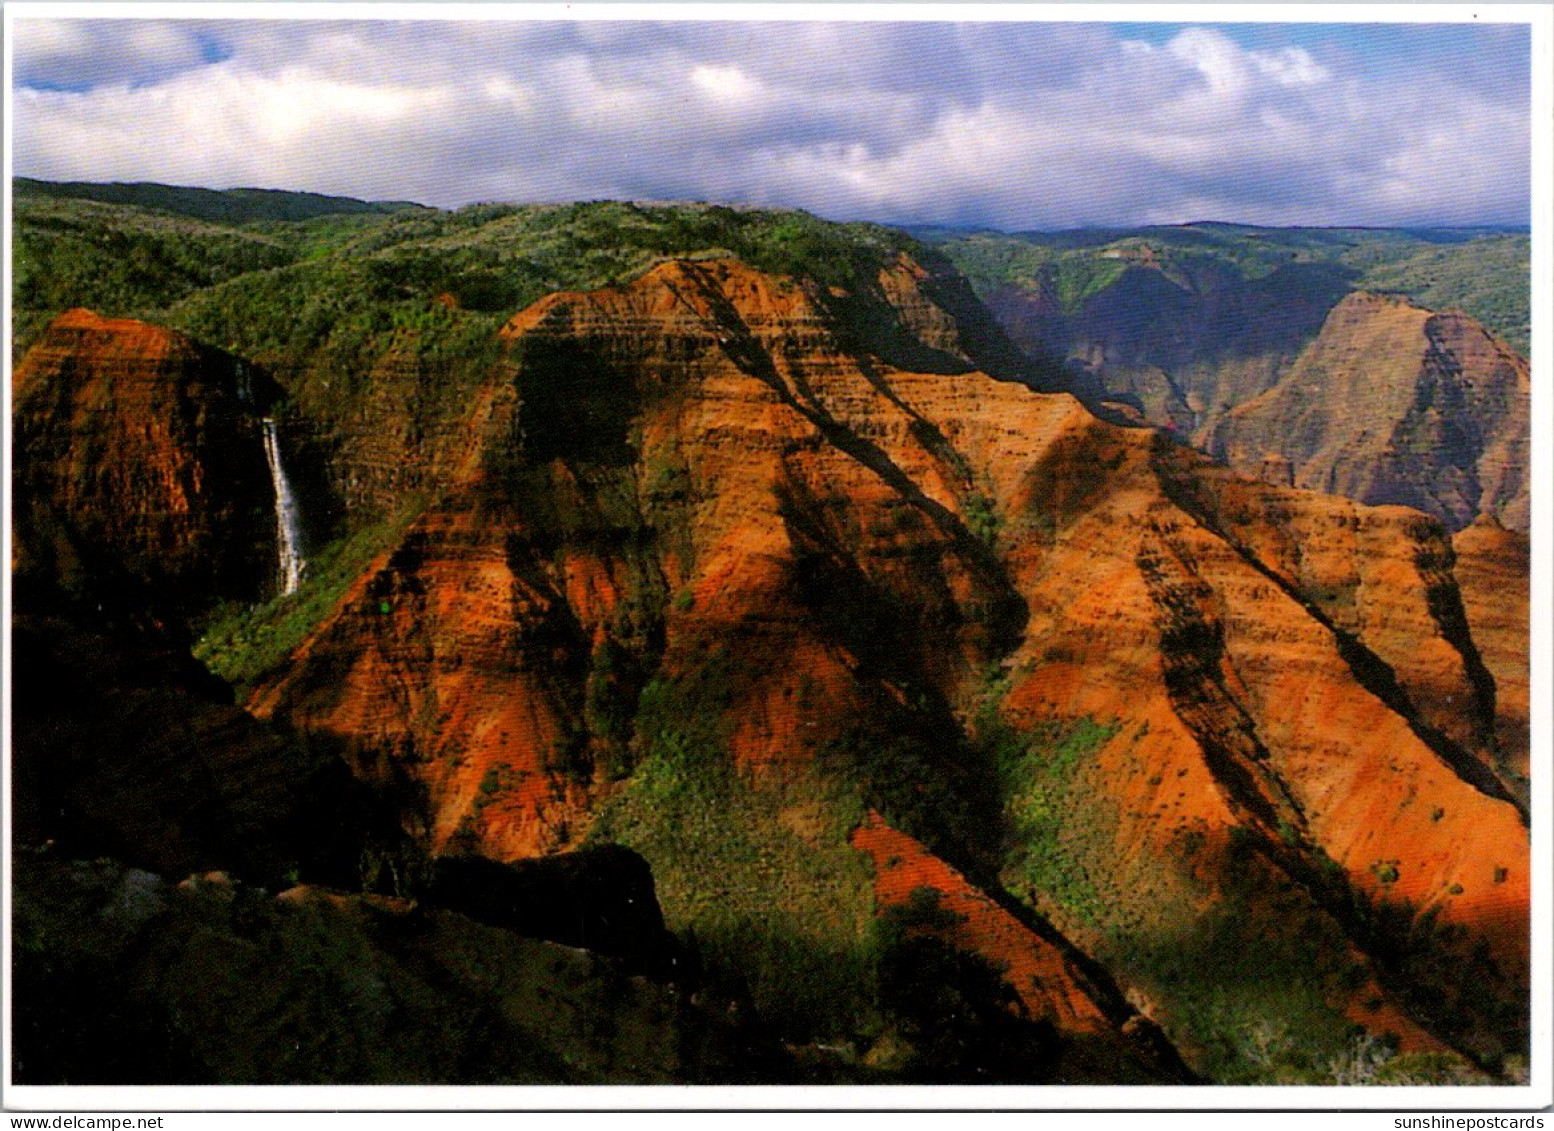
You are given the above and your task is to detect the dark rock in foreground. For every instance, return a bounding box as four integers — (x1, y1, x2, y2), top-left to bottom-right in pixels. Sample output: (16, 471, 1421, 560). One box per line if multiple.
(11, 854, 770, 1085)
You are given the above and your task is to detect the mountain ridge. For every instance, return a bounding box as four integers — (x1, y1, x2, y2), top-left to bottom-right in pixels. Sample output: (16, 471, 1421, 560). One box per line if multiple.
(928, 222, 1530, 532)
(15, 176, 427, 225)
(8, 188, 1533, 1086)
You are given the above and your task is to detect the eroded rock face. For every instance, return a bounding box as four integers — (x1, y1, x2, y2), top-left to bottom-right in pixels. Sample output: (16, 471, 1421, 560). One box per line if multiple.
(12, 309, 280, 615)
(1452, 517, 1530, 790)
(248, 256, 1527, 1074)
(13, 242, 1526, 1082)
(981, 258, 1355, 435)
(252, 257, 1042, 858)
(992, 433, 1528, 1064)
(981, 264, 1528, 535)
(1206, 293, 1530, 533)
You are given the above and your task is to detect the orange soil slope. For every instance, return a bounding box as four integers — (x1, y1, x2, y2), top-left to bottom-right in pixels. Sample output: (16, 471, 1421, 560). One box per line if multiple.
(852, 812, 1114, 1032)
(1452, 517, 1531, 787)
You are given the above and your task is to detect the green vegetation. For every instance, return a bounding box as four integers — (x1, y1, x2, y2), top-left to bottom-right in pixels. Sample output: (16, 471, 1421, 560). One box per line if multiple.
(16, 184, 942, 562)
(18, 183, 922, 334)
(929, 222, 1529, 359)
(973, 674, 1374, 1084)
(15, 176, 423, 225)
(162, 197, 919, 366)
(814, 703, 1003, 871)
(19, 180, 1525, 382)
(985, 709, 1119, 930)
(1137, 891, 1365, 1084)
(14, 184, 933, 467)
(472, 765, 518, 816)
(1352, 234, 1530, 356)
(1371, 860, 1402, 886)
(589, 658, 1066, 1078)
(961, 491, 1002, 546)
(587, 656, 880, 1042)
(938, 234, 1129, 314)
(1329, 890, 1529, 1068)
(12, 196, 296, 355)
(194, 500, 425, 697)
(581, 638, 637, 779)
(11, 180, 435, 355)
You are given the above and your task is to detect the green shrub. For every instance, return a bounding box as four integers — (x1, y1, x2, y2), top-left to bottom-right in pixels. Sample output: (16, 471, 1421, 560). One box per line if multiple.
(962, 492, 1001, 545)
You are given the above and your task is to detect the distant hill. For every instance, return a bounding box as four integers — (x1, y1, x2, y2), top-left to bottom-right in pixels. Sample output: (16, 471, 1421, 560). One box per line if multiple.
(928, 221, 1530, 530)
(14, 176, 426, 225)
(1206, 291, 1530, 532)
(928, 222, 1529, 359)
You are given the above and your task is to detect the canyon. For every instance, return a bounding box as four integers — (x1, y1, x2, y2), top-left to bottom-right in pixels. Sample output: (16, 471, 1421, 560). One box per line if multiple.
(932, 223, 1530, 534)
(9, 186, 1533, 1087)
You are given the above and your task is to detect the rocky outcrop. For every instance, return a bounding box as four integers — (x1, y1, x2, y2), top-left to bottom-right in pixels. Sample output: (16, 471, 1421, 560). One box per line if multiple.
(11, 855, 767, 1084)
(12, 309, 281, 615)
(969, 245, 1528, 535)
(851, 813, 1196, 1083)
(991, 432, 1527, 1066)
(429, 846, 681, 975)
(10, 598, 396, 891)
(1207, 293, 1530, 533)
(12, 216, 1526, 1082)
(251, 256, 1034, 858)
(10, 587, 773, 1083)
(284, 339, 512, 530)
(982, 258, 1355, 434)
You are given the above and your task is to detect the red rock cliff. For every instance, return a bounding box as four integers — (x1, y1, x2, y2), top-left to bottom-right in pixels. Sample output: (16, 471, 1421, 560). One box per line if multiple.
(13, 309, 279, 614)
(1207, 293, 1530, 533)
(247, 257, 1528, 1072)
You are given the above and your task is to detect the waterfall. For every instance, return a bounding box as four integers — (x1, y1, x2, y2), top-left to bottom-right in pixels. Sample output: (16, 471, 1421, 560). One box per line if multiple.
(261, 418, 306, 595)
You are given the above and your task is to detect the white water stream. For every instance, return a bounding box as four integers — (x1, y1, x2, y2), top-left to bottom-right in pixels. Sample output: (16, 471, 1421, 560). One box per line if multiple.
(261, 418, 307, 595)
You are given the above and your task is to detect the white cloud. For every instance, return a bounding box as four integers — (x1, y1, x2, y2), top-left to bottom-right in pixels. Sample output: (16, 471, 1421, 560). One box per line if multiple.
(1255, 46, 1329, 87)
(1168, 27, 1257, 96)
(13, 19, 210, 89)
(9, 18, 1531, 229)
(690, 63, 759, 103)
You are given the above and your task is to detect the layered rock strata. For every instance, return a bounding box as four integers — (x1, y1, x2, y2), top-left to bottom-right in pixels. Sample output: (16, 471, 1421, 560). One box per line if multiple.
(247, 256, 1528, 1072)
(12, 309, 281, 612)
(1207, 293, 1530, 533)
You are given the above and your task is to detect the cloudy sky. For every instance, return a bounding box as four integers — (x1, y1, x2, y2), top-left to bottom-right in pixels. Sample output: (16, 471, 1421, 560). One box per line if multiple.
(8, 13, 1534, 230)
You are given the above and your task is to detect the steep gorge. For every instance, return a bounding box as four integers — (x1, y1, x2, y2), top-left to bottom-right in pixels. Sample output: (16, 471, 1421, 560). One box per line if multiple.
(1207, 293, 1530, 533)
(942, 229, 1530, 535)
(11, 209, 1532, 1084)
(239, 256, 1527, 1079)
